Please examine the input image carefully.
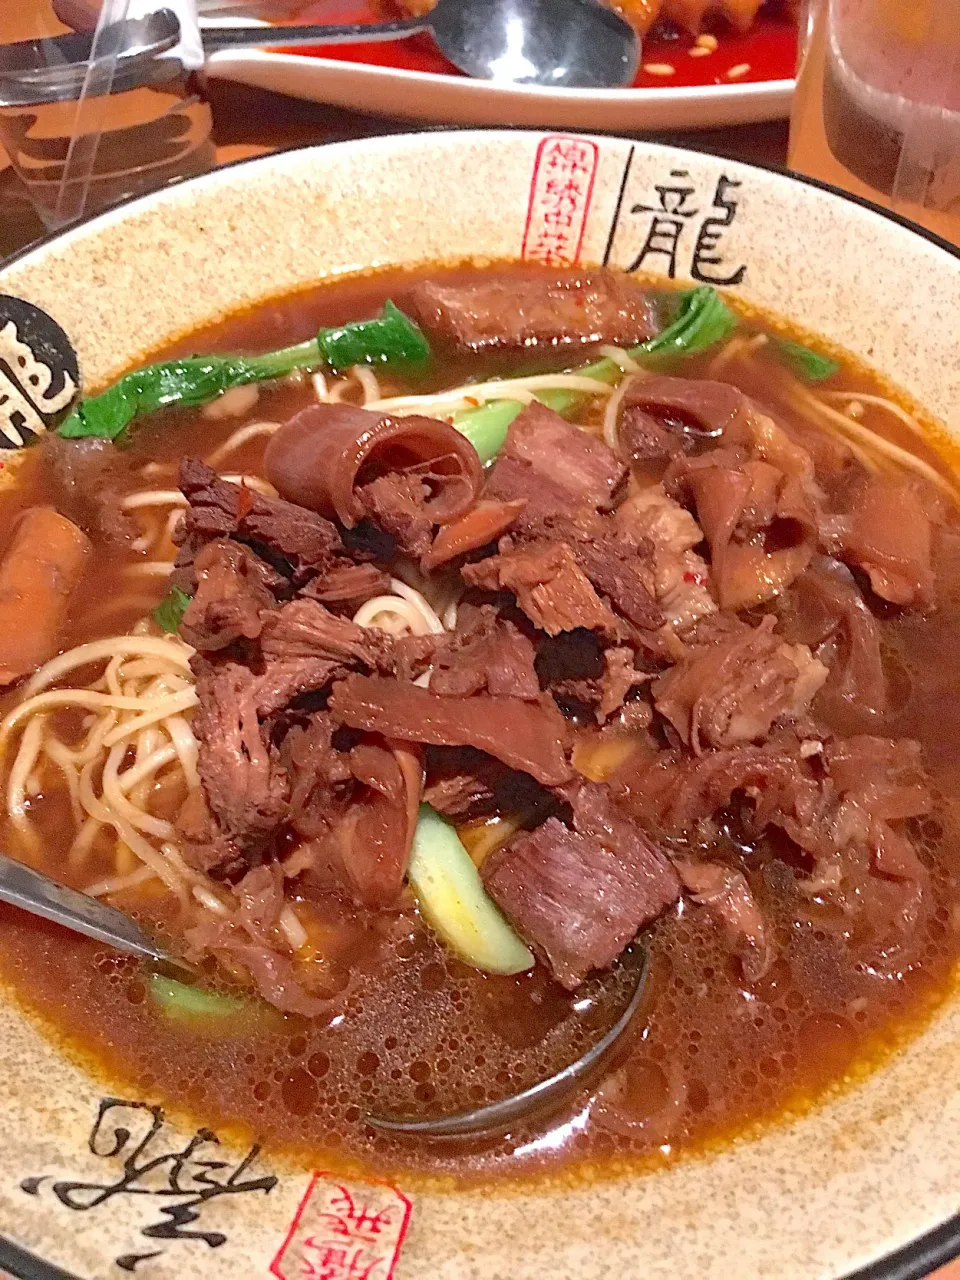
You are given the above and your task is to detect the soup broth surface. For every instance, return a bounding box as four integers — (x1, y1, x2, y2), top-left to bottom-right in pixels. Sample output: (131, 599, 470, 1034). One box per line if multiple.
(0, 265, 958, 1185)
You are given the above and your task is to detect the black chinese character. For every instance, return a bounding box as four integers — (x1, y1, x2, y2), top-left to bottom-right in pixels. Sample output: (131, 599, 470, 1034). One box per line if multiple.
(626, 170, 701, 278)
(21, 1098, 278, 1273)
(691, 176, 746, 286)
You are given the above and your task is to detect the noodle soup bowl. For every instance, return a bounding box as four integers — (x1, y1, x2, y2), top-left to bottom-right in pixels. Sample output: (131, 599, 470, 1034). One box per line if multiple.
(0, 130, 958, 1280)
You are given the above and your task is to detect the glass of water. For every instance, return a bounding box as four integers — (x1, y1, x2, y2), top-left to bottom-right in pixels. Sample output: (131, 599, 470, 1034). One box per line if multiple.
(0, 0, 215, 231)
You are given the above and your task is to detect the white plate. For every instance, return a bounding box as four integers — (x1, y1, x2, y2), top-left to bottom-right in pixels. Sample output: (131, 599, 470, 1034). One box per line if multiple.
(203, 41, 793, 132)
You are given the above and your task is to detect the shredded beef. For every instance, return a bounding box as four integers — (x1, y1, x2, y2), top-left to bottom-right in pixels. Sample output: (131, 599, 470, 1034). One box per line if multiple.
(282, 713, 352, 840)
(261, 598, 395, 671)
(408, 270, 657, 352)
(653, 614, 827, 752)
(482, 783, 679, 989)
(181, 539, 282, 651)
(430, 604, 539, 700)
(776, 557, 887, 732)
(187, 662, 289, 871)
(674, 860, 772, 982)
(177, 458, 342, 587)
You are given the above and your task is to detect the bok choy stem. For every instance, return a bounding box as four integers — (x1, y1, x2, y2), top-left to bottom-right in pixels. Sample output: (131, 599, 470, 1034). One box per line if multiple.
(407, 804, 534, 975)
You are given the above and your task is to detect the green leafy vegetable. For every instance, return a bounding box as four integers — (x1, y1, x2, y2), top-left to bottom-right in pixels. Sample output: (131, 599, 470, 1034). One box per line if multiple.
(638, 285, 739, 364)
(151, 585, 192, 634)
(58, 302, 429, 442)
(317, 299, 429, 370)
(149, 973, 249, 1022)
(408, 804, 535, 975)
(771, 336, 840, 383)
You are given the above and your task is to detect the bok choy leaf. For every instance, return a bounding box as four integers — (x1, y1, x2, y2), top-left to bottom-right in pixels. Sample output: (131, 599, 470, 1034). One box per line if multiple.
(58, 301, 429, 443)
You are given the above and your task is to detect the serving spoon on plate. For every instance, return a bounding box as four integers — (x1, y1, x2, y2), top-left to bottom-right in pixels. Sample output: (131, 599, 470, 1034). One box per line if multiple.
(44, 0, 641, 89)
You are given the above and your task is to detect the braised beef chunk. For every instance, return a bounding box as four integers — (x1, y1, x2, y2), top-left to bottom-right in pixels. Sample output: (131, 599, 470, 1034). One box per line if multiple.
(187, 662, 289, 871)
(464, 541, 621, 637)
(546, 515, 663, 631)
(407, 269, 657, 352)
(44, 436, 139, 546)
(358, 473, 434, 558)
(482, 784, 679, 989)
(177, 458, 341, 586)
(181, 540, 283, 651)
(484, 402, 626, 520)
(328, 674, 572, 785)
(430, 604, 539, 700)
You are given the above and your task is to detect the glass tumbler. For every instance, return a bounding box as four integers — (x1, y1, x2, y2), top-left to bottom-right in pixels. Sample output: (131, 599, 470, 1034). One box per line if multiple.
(789, 0, 960, 245)
(0, 0, 214, 230)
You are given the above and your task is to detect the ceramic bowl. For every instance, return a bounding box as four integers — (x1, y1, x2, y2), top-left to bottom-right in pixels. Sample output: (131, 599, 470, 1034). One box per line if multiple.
(0, 130, 958, 1280)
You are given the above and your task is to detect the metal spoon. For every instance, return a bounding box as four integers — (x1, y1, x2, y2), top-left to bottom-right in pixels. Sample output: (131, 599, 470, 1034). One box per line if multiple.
(0, 852, 191, 972)
(365, 944, 649, 1138)
(204, 0, 640, 87)
(36, 1, 640, 91)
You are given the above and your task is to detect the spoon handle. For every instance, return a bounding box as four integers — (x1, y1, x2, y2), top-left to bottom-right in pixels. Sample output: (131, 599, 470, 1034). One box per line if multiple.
(0, 852, 181, 969)
(202, 17, 431, 52)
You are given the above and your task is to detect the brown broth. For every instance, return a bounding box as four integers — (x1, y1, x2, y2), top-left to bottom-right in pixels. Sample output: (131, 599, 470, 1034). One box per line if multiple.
(0, 264, 958, 1188)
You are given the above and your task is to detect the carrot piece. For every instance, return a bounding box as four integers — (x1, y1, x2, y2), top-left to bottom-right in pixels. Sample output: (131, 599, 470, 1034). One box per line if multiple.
(0, 506, 92, 686)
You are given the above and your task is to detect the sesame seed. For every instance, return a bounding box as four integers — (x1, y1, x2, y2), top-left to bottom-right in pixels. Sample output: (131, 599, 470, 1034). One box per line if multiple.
(643, 62, 676, 76)
(726, 62, 751, 79)
(695, 33, 719, 50)
(688, 46, 711, 57)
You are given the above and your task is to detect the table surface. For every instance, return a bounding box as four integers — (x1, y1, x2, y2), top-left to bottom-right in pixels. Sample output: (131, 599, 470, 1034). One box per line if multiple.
(0, 72, 958, 1280)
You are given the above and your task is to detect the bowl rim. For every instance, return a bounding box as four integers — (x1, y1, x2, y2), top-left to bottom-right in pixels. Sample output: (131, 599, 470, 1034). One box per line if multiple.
(0, 127, 958, 1280)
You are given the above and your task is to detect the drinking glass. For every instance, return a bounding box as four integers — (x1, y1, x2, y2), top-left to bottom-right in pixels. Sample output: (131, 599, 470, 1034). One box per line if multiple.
(0, 0, 215, 230)
(788, 0, 960, 245)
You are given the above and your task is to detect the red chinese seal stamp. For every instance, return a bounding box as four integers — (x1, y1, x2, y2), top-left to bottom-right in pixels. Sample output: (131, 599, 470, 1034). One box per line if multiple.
(521, 135, 600, 267)
(271, 1172, 413, 1280)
